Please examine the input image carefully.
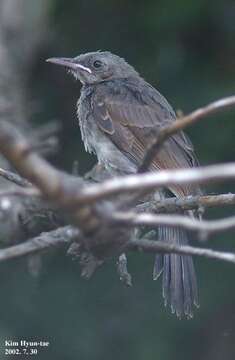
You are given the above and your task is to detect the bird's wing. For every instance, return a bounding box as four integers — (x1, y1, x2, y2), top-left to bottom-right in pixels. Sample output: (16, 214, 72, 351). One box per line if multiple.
(92, 80, 200, 197)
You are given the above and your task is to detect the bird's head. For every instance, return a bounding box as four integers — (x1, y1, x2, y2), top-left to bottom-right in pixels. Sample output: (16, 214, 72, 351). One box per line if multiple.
(46, 51, 139, 85)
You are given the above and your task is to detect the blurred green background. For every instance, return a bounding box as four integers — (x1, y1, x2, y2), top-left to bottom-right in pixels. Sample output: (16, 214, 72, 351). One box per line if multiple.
(1, 0, 235, 359)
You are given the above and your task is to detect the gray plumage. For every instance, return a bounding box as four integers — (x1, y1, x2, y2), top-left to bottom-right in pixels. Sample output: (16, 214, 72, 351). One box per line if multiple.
(47, 51, 201, 318)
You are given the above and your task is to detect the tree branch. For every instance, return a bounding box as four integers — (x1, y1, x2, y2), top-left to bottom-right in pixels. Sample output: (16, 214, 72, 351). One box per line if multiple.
(1, 165, 235, 213)
(1, 119, 235, 210)
(0, 226, 79, 262)
(137, 193, 235, 213)
(113, 211, 235, 236)
(128, 239, 235, 264)
(139, 95, 235, 172)
(0, 167, 32, 187)
(0, 188, 40, 198)
(0, 97, 235, 264)
(80, 163, 235, 203)
(0, 225, 234, 267)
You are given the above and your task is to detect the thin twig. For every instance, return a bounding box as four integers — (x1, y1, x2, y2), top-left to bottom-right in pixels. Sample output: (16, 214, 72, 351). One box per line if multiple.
(0, 226, 79, 262)
(137, 193, 235, 213)
(0, 188, 40, 198)
(113, 211, 235, 236)
(128, 239, 235, 264)
(139, 95, 235, 172)
(0, 167, 32, 187)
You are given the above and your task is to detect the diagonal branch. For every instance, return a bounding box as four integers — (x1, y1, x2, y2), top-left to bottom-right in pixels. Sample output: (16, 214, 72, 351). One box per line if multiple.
(0, 226, 79, 262)
(139, 95, 235, 172)
(0, 167, 32, 187)
(128, 239, 235, 264)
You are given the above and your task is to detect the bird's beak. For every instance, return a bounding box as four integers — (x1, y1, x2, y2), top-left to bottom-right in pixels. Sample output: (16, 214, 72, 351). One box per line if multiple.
(46, 57, 92, 74)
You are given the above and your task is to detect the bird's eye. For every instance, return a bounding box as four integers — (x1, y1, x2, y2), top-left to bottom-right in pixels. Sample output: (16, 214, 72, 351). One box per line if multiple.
(93, 60, 102, 69)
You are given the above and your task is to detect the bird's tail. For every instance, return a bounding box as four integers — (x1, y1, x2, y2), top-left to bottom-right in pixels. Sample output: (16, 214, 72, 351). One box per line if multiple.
(153, 226, 199, 319)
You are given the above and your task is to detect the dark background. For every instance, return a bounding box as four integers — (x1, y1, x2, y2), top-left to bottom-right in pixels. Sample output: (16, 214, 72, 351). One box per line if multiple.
(1, 0, 235, 359)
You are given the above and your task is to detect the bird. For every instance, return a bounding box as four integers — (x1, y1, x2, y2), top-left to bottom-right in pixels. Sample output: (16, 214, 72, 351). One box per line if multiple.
(47, 51, 201, 318)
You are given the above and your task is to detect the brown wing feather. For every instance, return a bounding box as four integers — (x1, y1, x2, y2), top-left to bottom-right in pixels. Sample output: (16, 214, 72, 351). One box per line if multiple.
(92, 80, 200, 197)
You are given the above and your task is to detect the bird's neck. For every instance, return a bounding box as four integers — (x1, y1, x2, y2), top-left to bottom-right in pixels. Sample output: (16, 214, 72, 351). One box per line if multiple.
(81, 75, 143, 90)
